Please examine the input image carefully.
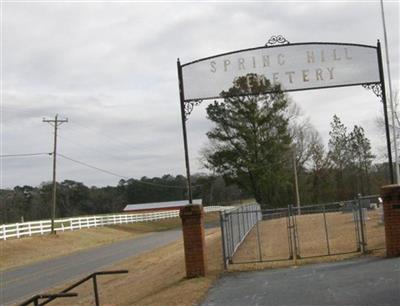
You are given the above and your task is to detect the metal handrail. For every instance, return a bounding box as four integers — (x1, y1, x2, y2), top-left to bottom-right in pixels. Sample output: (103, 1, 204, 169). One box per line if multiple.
(18, 293, 78, 306)
(18, 270, 128, 306)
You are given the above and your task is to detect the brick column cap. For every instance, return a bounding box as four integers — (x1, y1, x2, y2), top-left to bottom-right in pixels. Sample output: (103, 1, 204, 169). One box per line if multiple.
(381, 184, 400, 200)
(180, 204, 203, 217)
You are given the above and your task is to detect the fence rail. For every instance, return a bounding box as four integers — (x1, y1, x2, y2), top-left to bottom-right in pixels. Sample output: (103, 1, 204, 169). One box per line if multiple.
(1, 205, 233, 240)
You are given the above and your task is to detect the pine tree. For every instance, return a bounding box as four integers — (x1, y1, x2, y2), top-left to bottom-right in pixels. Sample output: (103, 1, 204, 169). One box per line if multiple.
(349, 125, 375, 194)
(328, 115, 350, 199)
(203, 74, 292, 207)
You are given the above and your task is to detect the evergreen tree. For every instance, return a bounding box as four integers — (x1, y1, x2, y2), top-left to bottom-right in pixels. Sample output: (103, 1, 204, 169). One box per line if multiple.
(349, 125, 375, 194)
(328, 115, 375, 198)
(328, 115, 350, 199)
(308, 137, 332, 203)
(203, 74, 292, 207)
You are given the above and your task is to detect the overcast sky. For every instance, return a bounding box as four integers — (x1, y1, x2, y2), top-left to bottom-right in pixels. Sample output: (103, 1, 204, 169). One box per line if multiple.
(1, 0, 399, 188)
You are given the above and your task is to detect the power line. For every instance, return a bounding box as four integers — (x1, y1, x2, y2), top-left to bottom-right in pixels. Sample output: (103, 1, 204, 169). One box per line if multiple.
(2, 119, 198, 191)
(57, 129, 163, 165)
(0, 152, 52, 158)
(58, 153, 130, 179)
(56, 133, 186, 188)
(57, 153, 197, 190)
(70, 120, 141, 151)
(56, 131, 124, 161)
(4, 110, 142, 153)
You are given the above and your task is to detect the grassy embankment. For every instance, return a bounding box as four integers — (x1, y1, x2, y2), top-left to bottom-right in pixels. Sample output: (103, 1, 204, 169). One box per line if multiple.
(1, 212, 220, 271)
(43, 228, 223, 306)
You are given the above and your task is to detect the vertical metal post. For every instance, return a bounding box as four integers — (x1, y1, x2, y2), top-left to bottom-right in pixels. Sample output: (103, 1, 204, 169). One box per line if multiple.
(225, 213, 231, 259)
(177, 59, 193, 204)
(293, 148, 301, 215)
(292, 205, 300, 259)
(377, 40, 394, 184)
(288, 205, 299, 260)
(357, 195, 367, 253)
(92, 274, 100, 306)
(246, 207, 249, 231)
(229, 213, 234, 262)
(237, 211, 241, 241)
(353, 200, 361, 252)
(286, 207, 293, 259)
(322, 204, 331, 255)
(255, 215, 263, 261)
(240, 207, 247, 234)
(244, 206, 247, 232)
(238, 208, 242, 238)
(219, 212, 228, 269)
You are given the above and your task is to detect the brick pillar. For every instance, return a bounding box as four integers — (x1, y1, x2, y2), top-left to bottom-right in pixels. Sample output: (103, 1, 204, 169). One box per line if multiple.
(380, 184, 400, 257)
(179, 204, 207, 278)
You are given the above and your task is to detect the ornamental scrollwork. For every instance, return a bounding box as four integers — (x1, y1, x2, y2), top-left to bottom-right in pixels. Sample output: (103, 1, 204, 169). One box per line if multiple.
(362, 83, 383, 102)
(265, 35, 290, 47)
(184, 99, 203, 120)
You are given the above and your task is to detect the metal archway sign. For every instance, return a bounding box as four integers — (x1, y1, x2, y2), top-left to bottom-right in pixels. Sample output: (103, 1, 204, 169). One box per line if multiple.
(177, 36, 393, 203)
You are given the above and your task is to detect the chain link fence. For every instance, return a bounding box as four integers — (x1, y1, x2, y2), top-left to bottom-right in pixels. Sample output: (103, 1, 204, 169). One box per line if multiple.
(219, 203, 261, 268)
(220, 195, 385, 267)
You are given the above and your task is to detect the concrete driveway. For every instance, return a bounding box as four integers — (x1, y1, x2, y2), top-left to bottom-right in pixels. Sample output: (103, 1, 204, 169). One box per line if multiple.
(201, 257, 400, 306)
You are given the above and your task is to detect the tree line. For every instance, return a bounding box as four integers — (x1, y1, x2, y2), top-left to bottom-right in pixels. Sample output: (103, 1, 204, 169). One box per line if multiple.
(0, 174, 247, 224)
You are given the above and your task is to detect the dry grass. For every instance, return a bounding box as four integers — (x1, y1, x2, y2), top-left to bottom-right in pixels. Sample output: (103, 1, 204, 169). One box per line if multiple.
(364, 210, 386, 250)
(1, 213, 220, 271)
(1, 226, 144, 271)
(233, 209, 386, 265)
(45, 228, 223, 306)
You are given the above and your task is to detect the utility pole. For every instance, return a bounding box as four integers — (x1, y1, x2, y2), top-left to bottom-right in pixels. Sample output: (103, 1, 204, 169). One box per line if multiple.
(43, 114, 68, 234)
(380, 0, 399, 183)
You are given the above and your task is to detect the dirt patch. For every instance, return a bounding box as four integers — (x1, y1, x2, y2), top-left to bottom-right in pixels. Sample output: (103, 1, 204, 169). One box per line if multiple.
(44, 229, 223, 306)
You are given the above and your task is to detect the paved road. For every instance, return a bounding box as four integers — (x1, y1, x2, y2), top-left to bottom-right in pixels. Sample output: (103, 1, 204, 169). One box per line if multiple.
(1, 229, 182, 305)
(202, 257, 400, 306)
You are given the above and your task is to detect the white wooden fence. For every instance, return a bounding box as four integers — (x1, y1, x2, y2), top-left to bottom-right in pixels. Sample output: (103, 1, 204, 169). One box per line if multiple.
(0, 206, 234, 240)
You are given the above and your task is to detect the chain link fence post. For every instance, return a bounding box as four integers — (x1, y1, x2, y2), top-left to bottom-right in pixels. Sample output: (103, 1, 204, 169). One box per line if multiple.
(357, 194, 367, 254)
(219, 211, 228, 270)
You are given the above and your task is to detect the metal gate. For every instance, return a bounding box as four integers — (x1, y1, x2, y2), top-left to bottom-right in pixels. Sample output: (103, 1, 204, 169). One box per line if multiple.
(220, 195, 385, 267)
